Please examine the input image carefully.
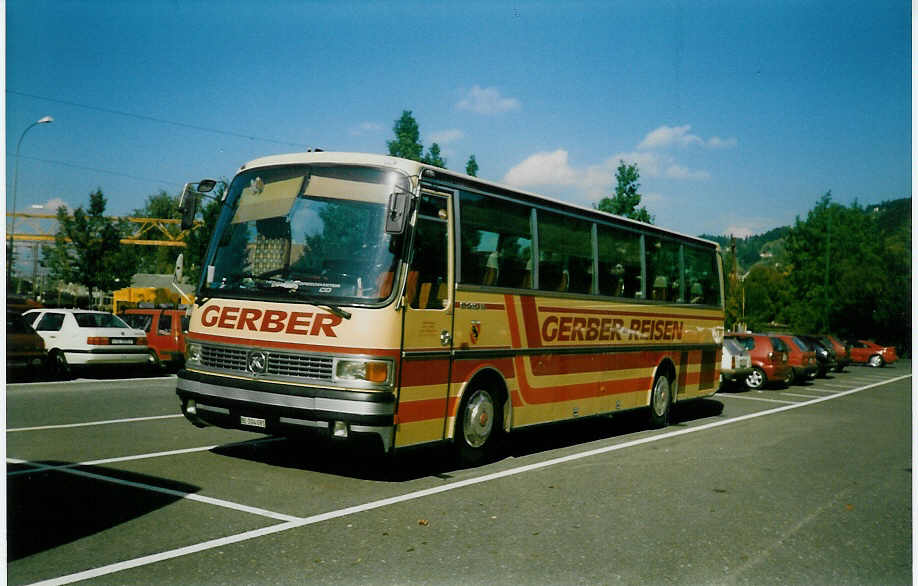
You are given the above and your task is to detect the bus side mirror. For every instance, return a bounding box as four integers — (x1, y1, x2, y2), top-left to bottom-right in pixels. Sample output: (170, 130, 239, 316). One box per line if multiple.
(385, 189, 411, 234)
(179, 183, 199, 231)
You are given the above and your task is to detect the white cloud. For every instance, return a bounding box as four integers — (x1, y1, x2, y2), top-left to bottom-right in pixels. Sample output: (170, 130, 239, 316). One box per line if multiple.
(664, 164, 710, 180)
(724, 225, 758, 239)
(638, 124, 737, 151)
(33, 198, 70, 213)
(429, 129, 464, 144)
(707, 136, 738, 149)
(608, 151, 664, 178)
(504, 148, 709, 205)
(503, 150, 579, 187)
(638, 125, 703, 150)
(457, 85, 521, 115)
(349, 121, 382, 136)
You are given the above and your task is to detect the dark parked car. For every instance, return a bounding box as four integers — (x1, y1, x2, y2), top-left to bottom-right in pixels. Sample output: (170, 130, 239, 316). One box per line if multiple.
(797, 334, 837, 378)
(820, 335, 850, 372)
(726, 333, 793, 390)
(6, 309, 47, 380)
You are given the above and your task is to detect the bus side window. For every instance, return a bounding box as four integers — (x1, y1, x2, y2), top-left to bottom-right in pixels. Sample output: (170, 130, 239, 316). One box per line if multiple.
(459, 191, 532, 289)
(646, 237, 682, 303)
(537, 211, 592, 294)
(597, 225, 642, 298)
(684, 246, 719, 305)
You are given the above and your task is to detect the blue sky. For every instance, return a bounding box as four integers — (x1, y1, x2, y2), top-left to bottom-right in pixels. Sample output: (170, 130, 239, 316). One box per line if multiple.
(5, 0, 911, 240)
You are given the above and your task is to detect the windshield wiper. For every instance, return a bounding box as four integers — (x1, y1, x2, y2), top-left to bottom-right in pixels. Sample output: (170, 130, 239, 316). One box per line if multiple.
(282, 286, 352, 320)
(210, 272, 352, 320)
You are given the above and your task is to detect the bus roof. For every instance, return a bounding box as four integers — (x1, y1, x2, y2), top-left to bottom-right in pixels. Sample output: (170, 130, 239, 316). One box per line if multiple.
(238, 151, 719, 249)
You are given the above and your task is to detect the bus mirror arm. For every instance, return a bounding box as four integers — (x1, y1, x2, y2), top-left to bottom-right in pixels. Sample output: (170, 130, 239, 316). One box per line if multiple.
(179, 179, 226, 230)
(385, 189, 411, 234)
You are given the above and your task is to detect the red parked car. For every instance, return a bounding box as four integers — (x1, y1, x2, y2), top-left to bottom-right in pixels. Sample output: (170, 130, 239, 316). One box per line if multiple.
(120, 308, 189, 371)
(775, 334, 819, 383)
(726, 333, 793, 390)
(849, 340, 898, 368)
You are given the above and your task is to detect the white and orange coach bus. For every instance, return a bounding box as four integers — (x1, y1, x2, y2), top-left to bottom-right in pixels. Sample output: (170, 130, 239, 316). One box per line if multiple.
(176, 151, 724, 464)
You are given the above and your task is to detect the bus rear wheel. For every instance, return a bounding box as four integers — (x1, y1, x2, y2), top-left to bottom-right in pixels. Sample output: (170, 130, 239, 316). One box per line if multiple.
(648, 373, 672, 428)
(455, 387, 502, 467)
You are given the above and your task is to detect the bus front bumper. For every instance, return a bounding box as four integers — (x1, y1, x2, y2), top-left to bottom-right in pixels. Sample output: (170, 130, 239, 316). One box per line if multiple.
(176, 369, 396, 451)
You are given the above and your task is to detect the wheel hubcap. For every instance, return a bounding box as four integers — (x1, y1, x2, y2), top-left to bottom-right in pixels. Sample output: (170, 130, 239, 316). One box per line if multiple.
(747, 370, 763, 388)
(463, 390, 494, 448)
(652, 377, 669, 416)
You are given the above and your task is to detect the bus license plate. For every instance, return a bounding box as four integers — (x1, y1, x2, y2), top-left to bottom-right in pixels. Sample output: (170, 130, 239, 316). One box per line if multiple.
(240, 416, 266, 429)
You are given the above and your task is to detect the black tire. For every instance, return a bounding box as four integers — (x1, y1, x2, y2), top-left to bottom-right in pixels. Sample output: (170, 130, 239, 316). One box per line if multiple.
(783, 368, 796, 386)
(454, 386, 503, 467)
(648, 372, 672, 428)
(49, 350, 71, 380)
(745, 367, 766, 390)
(148, 349, 164, 375)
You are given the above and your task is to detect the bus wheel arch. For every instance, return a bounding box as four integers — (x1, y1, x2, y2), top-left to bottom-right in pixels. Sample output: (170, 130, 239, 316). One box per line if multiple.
(452, 368, 509, 466)
(648, 359, 676, 428)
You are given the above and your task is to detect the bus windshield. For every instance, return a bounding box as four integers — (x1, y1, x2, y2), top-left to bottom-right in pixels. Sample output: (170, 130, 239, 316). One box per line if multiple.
(202, 164, 409, 305)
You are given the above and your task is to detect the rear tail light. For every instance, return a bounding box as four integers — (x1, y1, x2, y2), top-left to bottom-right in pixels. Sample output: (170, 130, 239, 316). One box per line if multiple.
(138, 336, 148, 345)
(87, 337, 108, 345)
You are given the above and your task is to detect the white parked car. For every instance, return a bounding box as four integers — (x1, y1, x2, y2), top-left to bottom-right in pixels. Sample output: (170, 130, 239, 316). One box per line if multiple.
(719, 336, 754, 390)
(22, 309, 151, 378)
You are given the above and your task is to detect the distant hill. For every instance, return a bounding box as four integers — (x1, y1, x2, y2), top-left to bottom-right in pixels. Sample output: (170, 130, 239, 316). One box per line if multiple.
(700, 226, 790, 272)
(700, 197, 910, 273)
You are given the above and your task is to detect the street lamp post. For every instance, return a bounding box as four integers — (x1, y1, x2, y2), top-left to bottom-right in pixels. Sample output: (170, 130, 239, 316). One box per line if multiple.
(8, 115, 54, 288)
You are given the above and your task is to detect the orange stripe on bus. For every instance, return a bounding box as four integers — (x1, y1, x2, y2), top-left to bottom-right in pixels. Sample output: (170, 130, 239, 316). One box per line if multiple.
(397, 397, 457, 424)
(538, 305, 724, 322)
(186, 332, 400, 357)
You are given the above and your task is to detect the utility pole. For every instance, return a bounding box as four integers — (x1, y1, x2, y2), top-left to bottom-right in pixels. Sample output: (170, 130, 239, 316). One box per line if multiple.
(824, 209, 831, 332)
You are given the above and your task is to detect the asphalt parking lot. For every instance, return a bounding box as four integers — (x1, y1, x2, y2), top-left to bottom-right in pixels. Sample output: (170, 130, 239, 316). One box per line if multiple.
(6, 362, 913, 585)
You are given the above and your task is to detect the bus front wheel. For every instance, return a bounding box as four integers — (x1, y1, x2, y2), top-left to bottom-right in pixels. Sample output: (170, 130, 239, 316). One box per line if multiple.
(648, 373, 672, 429)
(455, 387, 502, 467)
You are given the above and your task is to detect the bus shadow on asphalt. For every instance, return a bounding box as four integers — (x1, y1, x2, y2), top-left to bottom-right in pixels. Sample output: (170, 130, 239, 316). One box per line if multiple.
(6, 463, 200, 561)
(211, 398, 725, 482)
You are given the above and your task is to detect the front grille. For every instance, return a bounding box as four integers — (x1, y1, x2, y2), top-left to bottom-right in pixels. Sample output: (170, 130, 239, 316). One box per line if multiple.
(200, 344, 334, 381)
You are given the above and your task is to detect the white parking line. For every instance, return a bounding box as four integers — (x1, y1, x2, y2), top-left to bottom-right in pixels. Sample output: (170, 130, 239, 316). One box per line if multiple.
(781, 392, 828, 399)
(23, 373, 912, 586)
(10, 460, 300, 522)
(6, 437, 284, 477)
(7, 414, 184, 433)
(717, 394, 798, 404)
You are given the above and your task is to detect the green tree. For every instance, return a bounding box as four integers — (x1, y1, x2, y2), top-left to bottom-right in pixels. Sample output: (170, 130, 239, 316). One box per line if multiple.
(465, 154, 479, 177)
(41, 189, 137, 307)
(387, 110, 424, 161)
(421, 143, 446, 168)
(595, 160, 654, 224)
(183, 185, 225, 287)
(129, 189, 183, 274)
(742, 264, 791, 332)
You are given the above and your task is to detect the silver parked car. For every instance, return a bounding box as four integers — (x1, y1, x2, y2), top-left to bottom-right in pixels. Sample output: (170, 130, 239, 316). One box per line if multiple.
(720, 336, 754, 390)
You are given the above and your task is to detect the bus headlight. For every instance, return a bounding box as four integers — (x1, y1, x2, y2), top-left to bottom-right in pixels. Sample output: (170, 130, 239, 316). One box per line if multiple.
(186, 342, 202, 365)
(334, 359, 391, 385)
